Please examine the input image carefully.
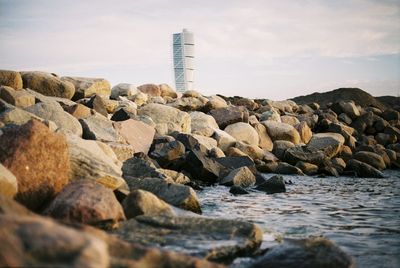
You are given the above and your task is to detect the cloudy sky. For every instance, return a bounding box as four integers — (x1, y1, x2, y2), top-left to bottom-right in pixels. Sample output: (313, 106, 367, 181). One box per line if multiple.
(0, 0, 399, 100)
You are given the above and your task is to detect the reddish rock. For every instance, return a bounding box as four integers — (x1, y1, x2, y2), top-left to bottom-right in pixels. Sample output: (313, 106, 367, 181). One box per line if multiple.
(44, 179, 125, 229)
(0, 120, 70, 211)
(113, 119, 155, 154)
(64, 103, 92, 119)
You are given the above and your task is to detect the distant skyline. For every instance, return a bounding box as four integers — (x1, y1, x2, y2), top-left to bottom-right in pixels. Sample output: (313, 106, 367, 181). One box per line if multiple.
(0, 0, 399, 100)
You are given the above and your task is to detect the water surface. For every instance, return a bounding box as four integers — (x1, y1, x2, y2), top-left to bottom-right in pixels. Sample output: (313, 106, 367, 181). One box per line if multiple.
(198, 171, 400, 267)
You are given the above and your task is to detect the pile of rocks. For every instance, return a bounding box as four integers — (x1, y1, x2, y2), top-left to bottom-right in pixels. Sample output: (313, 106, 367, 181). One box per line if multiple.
(0, 69, 383, 267)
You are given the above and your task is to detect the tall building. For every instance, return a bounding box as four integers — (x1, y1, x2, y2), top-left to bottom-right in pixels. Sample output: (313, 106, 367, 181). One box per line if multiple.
(173, 29, 194, 93)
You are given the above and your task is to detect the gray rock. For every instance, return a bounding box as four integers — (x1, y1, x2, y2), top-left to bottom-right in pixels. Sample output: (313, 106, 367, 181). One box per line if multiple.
(209, 106, 249, 129)
(80, 113, 122, 142)
(307, 133, 345, 159)
(354, 151, 386, 170)
(189, 111, 219, 137)
(272, 140, 295, 160)
(219, 166, 256, 187)
(346, 159, 384, 178)
(224, 122, 259, 146)
(275, 162, 304, 175)
(284, 146, 326, 165)
(111, 83, 138, 99)
(295, 161, 319, 175)
(256, 175, 286, 194)
(229, 185, 250, 195)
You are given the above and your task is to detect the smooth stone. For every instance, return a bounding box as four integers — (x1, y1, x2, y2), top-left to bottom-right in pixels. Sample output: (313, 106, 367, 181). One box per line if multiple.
(113, 119, 155, 154)
(0, 86, 35, 108)
(307, 132, 345, 159)
(190, 111, 219, 137)
(219, 166, 256, 187)
(262, 121, 301, 145)
(224, 122, 259, 146)
(61, 76, 111, 100)
(0, 69, 23, 89)
(255, 175, 286, 194)
(209, 106, 249, 129)
(80, 113, 123, 142)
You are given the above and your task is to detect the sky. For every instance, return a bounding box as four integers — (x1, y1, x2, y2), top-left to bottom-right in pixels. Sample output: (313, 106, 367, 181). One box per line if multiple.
(0, 0, 399, 100)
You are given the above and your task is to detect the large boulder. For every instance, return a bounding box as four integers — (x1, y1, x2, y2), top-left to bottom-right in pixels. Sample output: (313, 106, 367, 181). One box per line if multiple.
(262, 121, 301, 144)
(307, 133, 345, 159)
(259, 109, 281, 122)
(21, 71, 75, 99)
(0, 164, 18, 198)
(212, 129, 237, 152)
(284, 146, 326, 165)
(138, 103, 191, 134)
(159, 84, 177, 98)
(219, 166, 256, 187)
(25, 101, 83, 136)
(250, 237, 354, 268)
(122, 189, 175, 219)
(281, 115, 300, 126)
(253, 123, 273, 151)
(331, 100, 360, 119)
(0, 86, 35, 108)
(149, 140, 185, 167)
(209, 106, 249, 129)
(224, 122, 259, 146)
(112, 215, 263, 263)
(234, 141, 265, 160)
(353, 151, 386, 171)
(110, 83, 138, 99)
(0, 120, 70, 211)
(113, 119, 155, 154)
(0, 70, 23, 90)
(295, 121, 312, 144)
(346, 159, 384, 178)
(190, 111, 219, 137)
(124, 177, 201, 214)
(44, 180, 125, 229)
(168, 97, 207, 111)
(137, 83, 161, 97)
(61, 76, 111, 100)
(255, 175, 286, 194)
(0, 100, 51, 127)
(84, 94, 108, 117)
(79, 113, 123, 142)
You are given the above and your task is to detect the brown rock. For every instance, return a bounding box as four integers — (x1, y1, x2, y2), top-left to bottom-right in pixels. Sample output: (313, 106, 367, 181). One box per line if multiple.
(159, 84, 177, 98)
(209, 106, 249, 129)
(113, 119, 155, 154)
(0, 86, 35, 108)
(61, 76, 111, 100)
(138, 83, 161, 96)
(0, 120, 70, 211)
(64, 103, 92, 119)
(354, 151, 386, 171)
(44, 180, 125, 229)
(219, 166, 256, 187)
(0, 164, 18, 198)
(295, 121, 312, 144)
(0, 70, 23, 90)
(254, 123, 273, 151)
(295, 161, 319, 175)
(85, 94, 108, 117)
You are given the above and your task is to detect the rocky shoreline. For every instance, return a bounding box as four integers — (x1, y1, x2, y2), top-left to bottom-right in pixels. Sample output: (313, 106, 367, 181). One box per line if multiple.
(1, 69, 398, 267)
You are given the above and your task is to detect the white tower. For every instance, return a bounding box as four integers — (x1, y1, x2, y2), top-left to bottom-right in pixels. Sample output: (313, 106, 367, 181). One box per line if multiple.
(173, 29, 194, 93)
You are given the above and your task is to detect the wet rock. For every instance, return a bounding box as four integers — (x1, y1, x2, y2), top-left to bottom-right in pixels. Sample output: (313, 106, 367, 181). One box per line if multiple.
(61, 76, 111, 100)
(64, 103, 92, 119)
(124, 177, 201, 214)
(0, 164, 18, 197)
(275, 162, 304, 175)
(149, 140, 185, 167)
(85, 94, 108, 117)
(66, 135, 125, 190)
(253, 123, 273, 151)
(80, 113, 123, 142)
(295, 121, 313, 144)
(183, 146, 222, 183)
(224, 122, 259, 146)
(25, 101, 83, 136)
(112, 215, 262, 263)
(0, 120, 70, 211)
(113, 119, 155, 154)
(44, 180, 125, 229)
(219, 166, 256, 187)
(272, 140, 295, 160)
(213, 129, 237, 152)
(122, 189, 176, 219)
(346, 159, 384, 178)
(307, 133, 345, 158)
(0, 69, 23, 89)
(138, 83, 161, 97)
(354, 151, 386, 170)
(331, 157, 346, 174)
(190, 111, 219, 137)
(284, 146, 326, 165)
(295, 161, 319, 175)
(0, 86, 35, 108)
(229, 185, 250, 195)
(138, 103, 191, 134)
(209, 106, 249, 129)
(216, 156, 256, 175)
(250, 237, 354, 268)
(263, 121, 301, 144)
(110, 83, 138, 99)
(256, 175, 286, 194)
(22, 71, 75, 99)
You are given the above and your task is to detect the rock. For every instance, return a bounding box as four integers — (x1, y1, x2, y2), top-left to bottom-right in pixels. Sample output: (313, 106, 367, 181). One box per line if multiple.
(169, 96, 207, 111)
(250, 237, 354, 268)
(112, 215, 262, 263)
(224, 122, 259, 146)
(209, 106, 249, 129)
(64, 103, 92, 119)
(209, 147, 226, 158)
(183, 147, 223, 183)
(129, 91, 148, 106)
(159, 84, 177, 98)
(122, 189, 175, 219)
(281, 115, 300, 126)
(284, 146, 326, 165)
(234, 141, 265, 160)
(113, 119, 155, 154)
(0, 215, 109, 268)
(229, 185, 250, 195)
(331, 100, 360, 119)
(111, 83, 138, 99)
(259, 109, 281, 122)
(85, 94, 108, 117)
(212, 129, 237, 152)
(297, 113, 319, 129)
(66, 135, 125, 190)
(158, 169, 191, 184)
(382, 109, 400, 121)
(122, 154, 167, 178)
(124, 177, 201, 214)
(44, 180, 125, 229)
(80, 113, 122, 142)
(331, 157, 346, 173)
(0, 86, 35, 108)
(25, 101, 83, 136)
(111, 107, 138, 122)
(275, 162, 304, 175)
(353, 151, 386, 170)
(384, 125, 400, 141)
(204, 95, 228, 111)
(21, 71, 75, 99)
(338, 113, 352, 125)
(138, 83, 161, 97)
(346, 159, 384, 178)
(295, 121, 312, 144)
(262, 121, 301, 144)
(149, 96, 167, 104)
(219, 166, 256, 187)
(0, 164, 18, 197)
(233, 98, 259, 111)
(227, 147, 248, 157)
(272, 140, 295, 160)
(0, 70, 23, 89)
(61, 76, 111, 100)
(149, 140, 185, 167)
(253, 123, 273, 151)
(307, 133, 345, 158)
(0, 195, 34, 217)
(190, 111, 219, 137)
(0, 120, 70, 211)
(256, 175, 286, 194)
(138, 103, 191, 134)
(105, 142, 135, 162)
(295, 161, 319, 175)
(175, 132, 218, 151)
